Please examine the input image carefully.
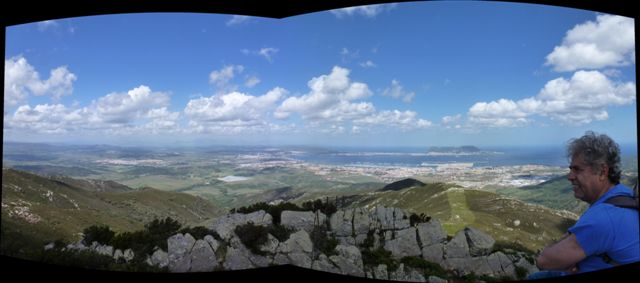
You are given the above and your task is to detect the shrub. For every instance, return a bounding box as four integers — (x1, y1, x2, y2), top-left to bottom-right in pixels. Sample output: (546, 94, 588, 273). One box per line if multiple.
(234, 222, 269, 256)
(82, 225, 115, 246)
(310, 226, 338, 256)
(358, 230, 376, 250)
(409, 213, 431, 226)
(361, 247, 399, 271)
(180, 226, 212, 239)
(268, 224, 295, 242)
(302, 198, 337, 216)
(400, 256, 447, 278)
(231, 202, 305, 224)
(515, 266, 529, 280)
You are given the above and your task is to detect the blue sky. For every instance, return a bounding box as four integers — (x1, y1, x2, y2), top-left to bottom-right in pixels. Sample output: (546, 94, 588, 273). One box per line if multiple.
(3, 1, 637, 148)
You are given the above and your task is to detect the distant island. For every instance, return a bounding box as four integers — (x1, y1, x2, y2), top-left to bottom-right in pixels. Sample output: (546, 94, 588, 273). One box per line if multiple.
(427, 146, 481, 154)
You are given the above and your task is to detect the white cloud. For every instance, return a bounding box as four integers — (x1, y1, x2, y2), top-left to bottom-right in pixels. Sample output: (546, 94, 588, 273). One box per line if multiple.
(354, 110, 432, 130)
(92, 85, 171, 124)
(258, 47, 279, 62)
(4, 56, 77, 106)
(467, 70, 636, 127)
(360, 60, 377, 68)
(275, 66, 372, 120)
(382, 80, 416, 103)
(545, 14, 635, 72)
(209, 65, 244, 90)
(184, 88, 286, 132)
(331, 4, 396, 18)
(245, 76, 261, 87)
(241, 47, 280, 62)
(6, 85, 181, 136)
(226, 15, 251, 26)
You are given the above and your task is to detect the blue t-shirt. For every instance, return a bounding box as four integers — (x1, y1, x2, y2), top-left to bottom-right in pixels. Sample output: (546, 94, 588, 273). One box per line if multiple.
(568, 184, 640, 273)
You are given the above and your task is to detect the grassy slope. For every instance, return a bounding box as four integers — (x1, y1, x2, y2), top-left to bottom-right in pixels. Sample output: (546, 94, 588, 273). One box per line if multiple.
(1, 168, 223, 246)
(345, 182, 576, 252)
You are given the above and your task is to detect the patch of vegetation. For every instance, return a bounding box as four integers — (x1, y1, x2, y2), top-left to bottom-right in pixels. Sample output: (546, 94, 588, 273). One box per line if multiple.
(310, 226, 339, 256)
(179, 226, 212, 240)
(234, 222, 269, 256)
(515, 266, 529, 280)
(361, 247, 399, 271)
(302, 198, 337, 217)
(358, 230, 376, 250)
(230, 202, 304, 224)
(409, 213, 431, 226)
(82, 225, 115, 246)
(400, 256, 447, 278)
(268, 224, 296, 242)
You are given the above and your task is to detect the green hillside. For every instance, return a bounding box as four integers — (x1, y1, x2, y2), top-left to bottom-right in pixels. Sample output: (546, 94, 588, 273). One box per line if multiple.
(344, 182, 576, 252)
(1, 168, 224, 248)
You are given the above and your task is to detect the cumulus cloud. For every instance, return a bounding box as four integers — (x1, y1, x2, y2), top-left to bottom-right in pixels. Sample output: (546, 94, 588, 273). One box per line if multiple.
(6, 85, 180, 136)
(467, 70, 636, 127)
(382, 80, 416, 103)
(4, 56, 77, 105)
(331, 4, 397, 18)
(545, 14, 635, 72)
(92, 85, 171, 124)
(209, 65, 244, 91)
(354, 110, 432, 130)
(441, 114, 462, 129)
(184, 87, 287, 133)
(275, 66, 372, 120)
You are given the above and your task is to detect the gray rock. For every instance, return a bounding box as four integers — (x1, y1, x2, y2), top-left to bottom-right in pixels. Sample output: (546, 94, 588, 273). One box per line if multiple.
(464, 227, 495, 257)
(372, 207, 410, 230)
(329, 254, 365, 277)
(223, 246, 255, 270)
(372, 264, 389, 280)
(427, 276, 448, 283)
(417, 219, 446, 246)
(260, 233, 280, 254)
(389, 264, 426, 282)
(190, 239, 218, 272)
(281, 210, 326, 233)
(443, 230, 469, 259)
(211, 210, 273, 240)
(248, 253, 271, 268)
(288, 252, 313, 268)
(168, 233, 196, 272)
(276, 230, 313, 254)
(204, 235, 219, 251)
(384, 227, 421, 258)
(421, 243, 444, 265)
(335, 244, 364, 270)
(123, 249, 135, 262)
(93, 244, 114, 257)
(329, 210, 354, 237)
(352, 208, 371, 235)
(149, 249, 168, 268)
(44, 242, 55, 251)
(311, 254, 341, 274)
(273, 253, 290, 265)
(113, 249, 123, 261)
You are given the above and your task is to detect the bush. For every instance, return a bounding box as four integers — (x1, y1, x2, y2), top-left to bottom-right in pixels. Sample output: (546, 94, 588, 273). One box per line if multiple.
(409, 213, 431, 226)
(82, 225, 115, 246)
(310, 226, 339, 256)
(400, 256, 447, 278)
(231, 202, 305, 224)
(358, 230, 376, 250)
(234, 222, 269, 256)
(361, 247, 399, 271)
(268, 224, 295, 242)
(179, 226, 212, 239)
(302, 198, 337, 216)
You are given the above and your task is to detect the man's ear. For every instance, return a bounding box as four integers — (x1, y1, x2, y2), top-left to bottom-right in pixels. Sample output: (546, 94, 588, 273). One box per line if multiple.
(599, 163, 609, 180)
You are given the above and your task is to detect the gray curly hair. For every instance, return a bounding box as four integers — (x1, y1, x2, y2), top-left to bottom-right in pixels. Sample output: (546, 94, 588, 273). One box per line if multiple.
(567, 131, 622, 184)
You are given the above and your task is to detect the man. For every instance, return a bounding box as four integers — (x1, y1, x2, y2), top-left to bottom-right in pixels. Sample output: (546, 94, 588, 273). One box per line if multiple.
(531, 131, 639, 278)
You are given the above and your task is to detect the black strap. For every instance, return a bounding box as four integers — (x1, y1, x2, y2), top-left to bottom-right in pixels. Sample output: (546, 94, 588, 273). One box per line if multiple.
(604, 195, 639, 209)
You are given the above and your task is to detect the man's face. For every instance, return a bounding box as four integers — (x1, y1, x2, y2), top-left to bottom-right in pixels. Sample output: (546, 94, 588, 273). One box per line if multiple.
(568, 154, 606, 204)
